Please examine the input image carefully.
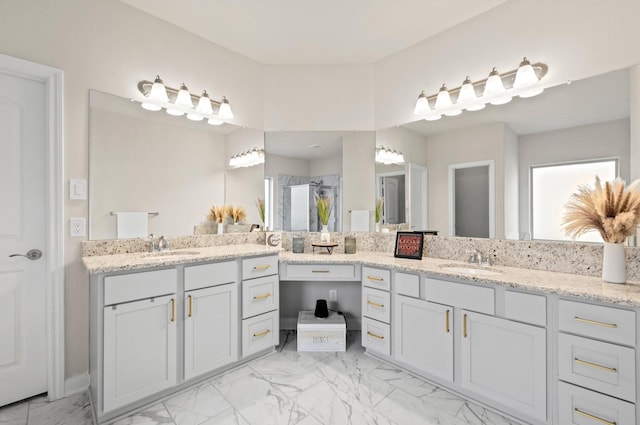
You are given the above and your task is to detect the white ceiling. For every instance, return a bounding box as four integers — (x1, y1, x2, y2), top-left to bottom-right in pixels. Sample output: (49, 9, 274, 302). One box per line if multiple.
(265, 131, 348, 160)
(119, 0, 509, 64)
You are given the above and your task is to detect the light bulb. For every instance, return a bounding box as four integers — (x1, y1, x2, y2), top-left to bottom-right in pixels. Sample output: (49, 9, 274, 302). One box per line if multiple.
(141, 102, 161, 111)
(424, 114, 442, 121)
(195, 90, 213, 115)
(434, 84, 452, 110)
(166, 83, 193, 116)
(514, 57, 539, 88)
(148, 75, 169, 103)
(207, 118, 224, 126)
(413, 91, 430, 115)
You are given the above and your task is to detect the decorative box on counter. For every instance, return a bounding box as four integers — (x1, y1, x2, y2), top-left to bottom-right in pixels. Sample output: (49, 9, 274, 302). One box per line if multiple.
(297, 311, 346, 352)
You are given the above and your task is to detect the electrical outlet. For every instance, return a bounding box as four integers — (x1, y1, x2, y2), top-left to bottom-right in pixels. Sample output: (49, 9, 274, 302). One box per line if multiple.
(329, 289, 337, 301)
(70, 218, 86, 237)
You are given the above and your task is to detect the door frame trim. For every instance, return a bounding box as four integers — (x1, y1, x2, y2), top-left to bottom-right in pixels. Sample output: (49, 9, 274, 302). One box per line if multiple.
(0, 53, 65, 401)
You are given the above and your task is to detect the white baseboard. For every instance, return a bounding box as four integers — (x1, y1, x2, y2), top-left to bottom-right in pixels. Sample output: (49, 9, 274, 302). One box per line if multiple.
(65, 373, 89, 396)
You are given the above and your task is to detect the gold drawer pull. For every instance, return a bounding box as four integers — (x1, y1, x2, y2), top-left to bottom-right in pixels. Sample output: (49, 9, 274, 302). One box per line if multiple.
(253, 293, 272, 300)
(312, 270, 330, 273)
(367, 300, 384, 308)
(574, 357, 618, 373)
(253, 265, 271, 271)
(463, 313, 468, 338)
(366, 275, 384, 282)
(171, 298, 175, 322)
(445, 310, 450, 333)
(188, 295, 193, 318)
(253, 329, 271, 338)
(367, 331, 384, 340)
(574, 316, 618, 329)
(574, 408, 616, 425)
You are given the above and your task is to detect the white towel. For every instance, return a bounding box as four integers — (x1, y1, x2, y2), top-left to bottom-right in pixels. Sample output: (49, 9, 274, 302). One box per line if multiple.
(350, 210, 370, 232)
(116, 212, 148, 239)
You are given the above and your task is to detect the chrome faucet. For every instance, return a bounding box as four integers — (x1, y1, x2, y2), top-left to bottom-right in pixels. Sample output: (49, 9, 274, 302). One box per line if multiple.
(468, 249, 492, 266)
(468, 249, 479, 264)
(158, 236, 169, 252)
(148, 233, 157, 252)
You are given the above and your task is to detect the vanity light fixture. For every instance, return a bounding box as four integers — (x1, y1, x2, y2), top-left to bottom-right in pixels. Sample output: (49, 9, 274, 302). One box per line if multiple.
(229, 147, 265, 168)
(137, 76, 234, 124)
(375, 146, 405, 165)
(413, 58, 547, 121)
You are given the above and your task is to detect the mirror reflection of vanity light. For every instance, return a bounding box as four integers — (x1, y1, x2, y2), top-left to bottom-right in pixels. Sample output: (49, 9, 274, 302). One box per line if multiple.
(414, 58, 548, 120)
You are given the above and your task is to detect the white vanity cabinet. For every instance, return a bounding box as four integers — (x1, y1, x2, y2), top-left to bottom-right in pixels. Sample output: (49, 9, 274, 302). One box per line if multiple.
(101, 269, 178, 413)
(460, 310, 547, 422)
(183, 261, 238, 380)
(241, 255, 280, 357)
(361, 266, 392, 356)
(557, 299, 637, 425)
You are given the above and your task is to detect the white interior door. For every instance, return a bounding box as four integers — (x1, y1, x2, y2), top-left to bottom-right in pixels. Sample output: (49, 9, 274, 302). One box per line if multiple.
(407, 163, 428, 230)
(0, 72, 48, 406)
(382, 177, 400, 224)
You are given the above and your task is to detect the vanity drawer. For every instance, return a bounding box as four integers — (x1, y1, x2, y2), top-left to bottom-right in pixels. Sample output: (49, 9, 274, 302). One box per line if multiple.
(242, 255, 279, 280)
(362, 286, 391, 324)
(104, 268, 176, 305)
(504, 291, 546, 327)
(558, 333, 636, 402)
(425, 278, 494, 315)
(282, 263, 358, 281)
(242, 275, 279, 319)
(394, 272, 419, 298)
(184, 260, 237, 291)
(362, 317, 391, 357)
(558, 381, 635, 425)
(362, 266, 391, 291)
(242, 311, 279, 357)
(559, 300, 635, 346)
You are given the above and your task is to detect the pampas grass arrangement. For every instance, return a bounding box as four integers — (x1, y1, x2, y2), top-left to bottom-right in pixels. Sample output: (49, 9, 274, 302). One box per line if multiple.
(375, 198, 384, 224)
(562, 176, 640, 243)
(207, 205, 229, 224)
(256, 198, 265, 224)
(230, 205, 247, 224)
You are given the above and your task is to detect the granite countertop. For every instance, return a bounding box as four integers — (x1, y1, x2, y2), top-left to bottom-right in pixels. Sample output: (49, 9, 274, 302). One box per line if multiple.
(83, 244, 640, 308)
(82, 244, 282, 274)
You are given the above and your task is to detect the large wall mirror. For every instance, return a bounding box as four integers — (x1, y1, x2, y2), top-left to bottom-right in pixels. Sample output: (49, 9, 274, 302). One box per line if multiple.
(265, 131, 375, 232)
(377, 66, 631, 240)
(89, 90, 264, 240)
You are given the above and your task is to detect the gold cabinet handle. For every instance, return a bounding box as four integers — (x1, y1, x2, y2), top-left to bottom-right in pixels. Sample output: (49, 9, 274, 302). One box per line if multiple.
(574, 357, 618, 373)
(312, 270, 330, 273)
(253, 265, 271, 271)
(445, 310, 450, 333)
(253, 329, 271, 338)
(253, 293, 272, 300)
(171, 298, 175, 322)
(574, 408, 616, 425)
(463, 313, 468, 338)
(188, 295, 193, 318)
(574, 316, 617, 329)
(367, 300, 384, 308)
(366, 275, 384, 282)
(367, 331, 384, 340)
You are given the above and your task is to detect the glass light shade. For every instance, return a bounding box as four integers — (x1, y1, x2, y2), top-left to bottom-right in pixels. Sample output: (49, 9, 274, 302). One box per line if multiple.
(457, 78, 485, 111)
(514, 58, 539, 88)
(218, 96, 233, 119)
(483, 68, 506, 96)
(413, 91, 430, 115)
(195, 90, 214, 115)
(148, 75, 169, 103)
(207, 118, 224, 126)
(434, 85, 453, 110)
(166, 83, 193, 116)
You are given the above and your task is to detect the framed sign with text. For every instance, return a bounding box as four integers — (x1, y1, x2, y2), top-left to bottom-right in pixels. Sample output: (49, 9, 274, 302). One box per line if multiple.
(394, 231, 424, 260)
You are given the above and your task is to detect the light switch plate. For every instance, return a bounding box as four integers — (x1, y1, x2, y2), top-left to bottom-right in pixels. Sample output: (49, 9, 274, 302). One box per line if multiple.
(69, 179, 87, 200)
(70, 218, 86, 237)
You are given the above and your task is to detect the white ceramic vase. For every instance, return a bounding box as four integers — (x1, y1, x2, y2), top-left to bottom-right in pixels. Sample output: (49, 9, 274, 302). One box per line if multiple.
(320, 224, 330, 243)
(375, 222, 380, 232)
(217, 223, 224, 235)
(602, 242, 626, 284)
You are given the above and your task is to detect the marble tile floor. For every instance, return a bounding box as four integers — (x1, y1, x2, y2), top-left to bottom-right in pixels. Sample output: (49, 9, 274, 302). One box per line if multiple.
(0, 331, 520, 425)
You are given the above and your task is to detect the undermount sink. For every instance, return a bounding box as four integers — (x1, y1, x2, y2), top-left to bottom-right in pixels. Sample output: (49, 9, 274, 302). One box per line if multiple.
(440, 264, 501, 276)
(142, 250, 201, 258)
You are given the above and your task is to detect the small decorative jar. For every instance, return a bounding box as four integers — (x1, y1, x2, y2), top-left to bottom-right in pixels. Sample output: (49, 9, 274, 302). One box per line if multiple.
(292, 237, 305, 253)
(344, 237, 356, 254)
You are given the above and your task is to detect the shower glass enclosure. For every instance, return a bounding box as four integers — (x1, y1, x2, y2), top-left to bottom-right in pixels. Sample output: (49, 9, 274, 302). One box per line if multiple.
(278, 174, 342, 232)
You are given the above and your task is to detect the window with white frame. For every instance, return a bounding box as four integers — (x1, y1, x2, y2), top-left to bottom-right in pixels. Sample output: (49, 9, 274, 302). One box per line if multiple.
(531, 159, 618, 242)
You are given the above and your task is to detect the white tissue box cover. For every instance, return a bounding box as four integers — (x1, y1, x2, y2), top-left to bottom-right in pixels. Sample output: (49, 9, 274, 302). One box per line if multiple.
(297, 311, 346, 352)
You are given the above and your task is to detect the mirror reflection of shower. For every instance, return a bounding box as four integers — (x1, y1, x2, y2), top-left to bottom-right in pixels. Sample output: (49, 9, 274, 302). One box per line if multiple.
(278, 174, 342, 232)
